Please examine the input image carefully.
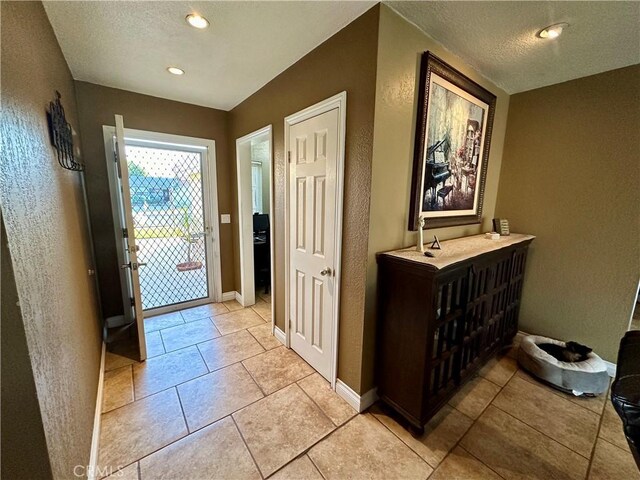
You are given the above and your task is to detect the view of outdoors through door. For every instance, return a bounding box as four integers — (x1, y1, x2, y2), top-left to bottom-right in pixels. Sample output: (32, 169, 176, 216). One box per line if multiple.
(125, 144, 209, 311)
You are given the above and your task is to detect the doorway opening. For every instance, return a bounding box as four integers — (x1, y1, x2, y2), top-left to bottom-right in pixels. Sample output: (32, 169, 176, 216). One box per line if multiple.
(236, 126, 274, 320)
(104, 123, 222, 327)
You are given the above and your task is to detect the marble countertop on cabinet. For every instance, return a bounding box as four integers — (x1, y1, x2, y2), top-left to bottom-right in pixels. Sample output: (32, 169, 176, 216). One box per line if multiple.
(379, 233, 535, 271)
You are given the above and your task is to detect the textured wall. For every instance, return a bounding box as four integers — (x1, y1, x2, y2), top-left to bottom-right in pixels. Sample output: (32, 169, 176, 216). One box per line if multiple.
(229, 5, 380, 393)
(495, 65, 640, 361)
(363, 5, 511, 392)
(1, 217, 53, 479)
(0, 2, 102, 478)
(74, 82, 232, 319)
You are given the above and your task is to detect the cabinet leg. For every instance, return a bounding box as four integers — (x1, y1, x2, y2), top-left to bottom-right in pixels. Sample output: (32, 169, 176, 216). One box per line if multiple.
(408, 424, 425, 438)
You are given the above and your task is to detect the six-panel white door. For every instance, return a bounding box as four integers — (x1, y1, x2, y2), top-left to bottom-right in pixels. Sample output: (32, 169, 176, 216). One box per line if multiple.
(289, 108, 339, 380)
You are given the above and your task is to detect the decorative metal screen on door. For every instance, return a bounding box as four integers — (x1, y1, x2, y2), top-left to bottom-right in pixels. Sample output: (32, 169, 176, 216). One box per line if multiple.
(125, 145, 208, 310)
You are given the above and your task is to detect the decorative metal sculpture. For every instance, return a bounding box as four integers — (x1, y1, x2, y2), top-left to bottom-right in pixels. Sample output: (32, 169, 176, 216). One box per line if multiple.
(47, 91, 84, 171)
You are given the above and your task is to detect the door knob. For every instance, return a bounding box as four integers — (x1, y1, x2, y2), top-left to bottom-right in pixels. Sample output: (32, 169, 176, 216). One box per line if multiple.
(320, 267, 332, 276)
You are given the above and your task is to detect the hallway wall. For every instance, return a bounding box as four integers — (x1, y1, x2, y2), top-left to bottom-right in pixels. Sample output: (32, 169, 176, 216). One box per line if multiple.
(0, 2, 102, 478)
(229, 5, 380, 393)
(363, 5, 511, 393)
(1, 218, 53, 479)
(495, 65, 640, 361)
(74, 82, 233, 319)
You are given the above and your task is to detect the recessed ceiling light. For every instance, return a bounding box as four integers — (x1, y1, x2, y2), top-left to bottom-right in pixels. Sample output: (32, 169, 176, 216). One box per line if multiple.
(186, 13, 209, 29)
(538, 23, 569, 39)
(167, 66, 185, 75)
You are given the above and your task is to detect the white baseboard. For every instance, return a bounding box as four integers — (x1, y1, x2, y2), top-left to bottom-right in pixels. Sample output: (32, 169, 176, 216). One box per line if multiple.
(221, 291, 237, 302)
(335, 379, 378, 413)
(274, 326, 286, 346)
(603, 360, 617, 378)
(235, 291, 244, 305)
(88, 342, 106, 480)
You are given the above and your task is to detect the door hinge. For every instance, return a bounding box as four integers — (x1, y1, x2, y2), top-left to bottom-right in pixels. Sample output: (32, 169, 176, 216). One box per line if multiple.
(288, 151, 291, 163)
(130, 297, 135, 307)
(122, 228, 128, 238)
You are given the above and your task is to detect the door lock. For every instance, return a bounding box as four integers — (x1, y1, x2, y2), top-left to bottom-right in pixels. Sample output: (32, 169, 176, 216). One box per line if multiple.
(320, 267, 332, 277)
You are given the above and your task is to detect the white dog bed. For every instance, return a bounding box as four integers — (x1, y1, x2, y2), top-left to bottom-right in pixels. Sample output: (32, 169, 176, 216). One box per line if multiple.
(517, 335, 609, 395)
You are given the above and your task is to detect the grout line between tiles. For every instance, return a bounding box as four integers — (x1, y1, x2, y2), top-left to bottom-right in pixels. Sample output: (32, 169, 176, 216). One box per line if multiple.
(173, 386, 191, 434)
(156, 328, 168, 357)
(490, 403, 592, 461)
(366, 408, 438, 473)
(152, 345, 304, 412)
(100, 396, 192, 478)
(159, 362, 317, 442)
(596, 436, 633, 455)
(448, 373, 501, 422)
(480, 368, 517, 389)
(231, 414, 265, 479)
(240, 360, 267, 397)
(296, 377, 341, 428)
(288, 413, 359, 475)
(109, 369, 211, 415)
(585, 400, 608, 479)
(239, 387, 359, 479)
(442, 373, 516, 476)
(103, 373, 339, 480)
(457, 445, 508, 480)
(514, 370, 606, 417)
(121, 338, 284, 410)
(127, 363, 135, 405)
(193, 341, 212, 373)
(585, 382, 615, 479)
(305, 452, 328, 480)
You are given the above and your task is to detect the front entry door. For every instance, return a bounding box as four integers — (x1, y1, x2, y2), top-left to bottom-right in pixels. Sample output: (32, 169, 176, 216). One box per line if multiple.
(113, 114, 147, 360)
(289, 108, 340, 380)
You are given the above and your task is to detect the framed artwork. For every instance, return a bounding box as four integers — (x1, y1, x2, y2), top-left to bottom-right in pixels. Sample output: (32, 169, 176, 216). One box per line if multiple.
(408, 52, 497, 230)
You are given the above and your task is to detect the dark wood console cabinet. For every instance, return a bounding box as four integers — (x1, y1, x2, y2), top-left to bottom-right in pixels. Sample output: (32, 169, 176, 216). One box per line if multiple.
(375, 234, 534, 433)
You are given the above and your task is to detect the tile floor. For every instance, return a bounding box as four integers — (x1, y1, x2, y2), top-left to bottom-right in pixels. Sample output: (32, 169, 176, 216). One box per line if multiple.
(100, 306, 638, 480)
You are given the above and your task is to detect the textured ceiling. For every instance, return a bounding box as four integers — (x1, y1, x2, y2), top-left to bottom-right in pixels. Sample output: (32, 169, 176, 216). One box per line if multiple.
(386, 1, 640, 94)
(44, 1, 376, 110)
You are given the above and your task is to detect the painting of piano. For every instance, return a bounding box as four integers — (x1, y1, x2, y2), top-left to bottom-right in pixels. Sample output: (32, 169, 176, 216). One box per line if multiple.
(409, 52, 496, 230)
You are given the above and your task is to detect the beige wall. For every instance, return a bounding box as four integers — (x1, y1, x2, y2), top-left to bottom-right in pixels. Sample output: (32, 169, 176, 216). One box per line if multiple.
(2, 218, 53, 478)
(74, 82, 232, 318)
(495, 65, 640, 362)
(229, 5, 380, 393)
(0, 2, 102, 478)
(362, 5, 511, 392)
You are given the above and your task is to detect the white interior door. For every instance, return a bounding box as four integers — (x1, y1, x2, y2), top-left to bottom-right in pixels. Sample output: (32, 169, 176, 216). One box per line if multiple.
(289, 108, 339, 380)
(114, 114, 147, 360)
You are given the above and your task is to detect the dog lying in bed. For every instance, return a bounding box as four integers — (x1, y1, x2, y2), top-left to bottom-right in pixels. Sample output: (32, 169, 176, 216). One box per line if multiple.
(538, 341, 593, 363)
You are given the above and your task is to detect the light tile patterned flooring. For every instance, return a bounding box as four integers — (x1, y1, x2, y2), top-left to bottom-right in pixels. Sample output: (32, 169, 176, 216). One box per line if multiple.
(100, 306, 638, 480)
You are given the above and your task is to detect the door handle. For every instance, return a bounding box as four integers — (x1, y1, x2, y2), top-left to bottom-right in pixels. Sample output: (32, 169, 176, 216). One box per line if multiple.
(121, 262, 147, 270)
(320, 267, 332, 277)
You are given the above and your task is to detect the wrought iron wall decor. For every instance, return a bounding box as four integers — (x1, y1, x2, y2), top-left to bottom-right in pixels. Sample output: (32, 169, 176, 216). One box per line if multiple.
(47, 91, 84, 171)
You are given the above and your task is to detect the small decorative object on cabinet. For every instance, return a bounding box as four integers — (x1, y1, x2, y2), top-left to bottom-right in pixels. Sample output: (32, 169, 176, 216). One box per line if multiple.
(493, 218, 510, 236)
(375, 233, 534, 435)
